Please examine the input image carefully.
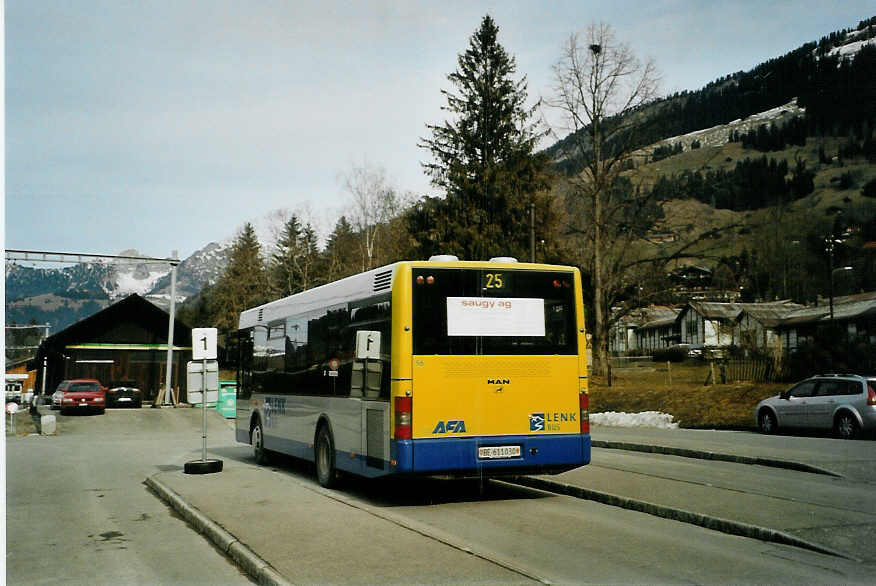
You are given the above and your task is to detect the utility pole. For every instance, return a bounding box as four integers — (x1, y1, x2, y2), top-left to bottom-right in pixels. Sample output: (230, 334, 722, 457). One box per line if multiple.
(162, 250, 179, 406)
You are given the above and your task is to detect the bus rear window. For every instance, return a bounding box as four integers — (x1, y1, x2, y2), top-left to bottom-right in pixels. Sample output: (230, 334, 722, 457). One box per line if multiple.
(412, 268, 577, 355)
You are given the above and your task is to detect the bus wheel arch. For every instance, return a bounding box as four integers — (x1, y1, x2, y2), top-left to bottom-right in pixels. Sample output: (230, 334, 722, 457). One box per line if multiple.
(251, 414, 269, 464)
(315, 418, 338, 488)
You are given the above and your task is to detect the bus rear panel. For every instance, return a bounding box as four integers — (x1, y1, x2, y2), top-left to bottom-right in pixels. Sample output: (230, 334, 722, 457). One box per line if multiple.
(389, 263, 590, 477)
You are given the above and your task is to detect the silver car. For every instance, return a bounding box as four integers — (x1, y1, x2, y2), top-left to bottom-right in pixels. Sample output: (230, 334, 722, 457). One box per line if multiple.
(755, 374, 876, 439)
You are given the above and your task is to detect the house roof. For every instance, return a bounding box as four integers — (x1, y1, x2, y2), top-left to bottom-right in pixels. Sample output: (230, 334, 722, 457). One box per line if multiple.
(779, 291, 876, 328)
(36, 294, 193, 357)
(737, 303, 806, 328)
(678, 300, 804, 325)
(638, 307, 680, 330)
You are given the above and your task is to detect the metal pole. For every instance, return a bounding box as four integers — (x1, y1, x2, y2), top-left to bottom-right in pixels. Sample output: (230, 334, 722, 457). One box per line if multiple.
(202, 358, 207, 462)
(530, 203, 536, 263)
(163, 251, 179, 406)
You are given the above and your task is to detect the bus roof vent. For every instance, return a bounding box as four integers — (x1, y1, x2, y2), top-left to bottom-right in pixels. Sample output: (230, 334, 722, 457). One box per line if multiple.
(428, 254, 459, 262)
(257, 308, 264, 322)
(373, 269, 392, 293)
(489, 256, 518, 263)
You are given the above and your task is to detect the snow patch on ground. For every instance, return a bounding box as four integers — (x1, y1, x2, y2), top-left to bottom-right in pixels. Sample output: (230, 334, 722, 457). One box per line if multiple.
(591, 411, 679, 429)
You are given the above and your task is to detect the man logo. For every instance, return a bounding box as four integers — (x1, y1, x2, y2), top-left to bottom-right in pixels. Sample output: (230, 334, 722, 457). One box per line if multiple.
(529, 413, 545, 432)
(432, 420, 467, 434)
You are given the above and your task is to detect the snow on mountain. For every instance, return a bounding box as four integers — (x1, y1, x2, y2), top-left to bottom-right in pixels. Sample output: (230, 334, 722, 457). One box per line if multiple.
(826, 37, 875, 58)
(643, 98, 805, 155)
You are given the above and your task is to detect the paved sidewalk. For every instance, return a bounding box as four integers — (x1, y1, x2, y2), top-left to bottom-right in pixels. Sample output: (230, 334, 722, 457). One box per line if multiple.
(147, 456, 535, 585)
(147, 426, 875, 583)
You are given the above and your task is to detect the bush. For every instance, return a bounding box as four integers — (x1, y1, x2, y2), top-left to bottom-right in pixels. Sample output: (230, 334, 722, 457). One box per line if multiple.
(862, 178, 876, 198)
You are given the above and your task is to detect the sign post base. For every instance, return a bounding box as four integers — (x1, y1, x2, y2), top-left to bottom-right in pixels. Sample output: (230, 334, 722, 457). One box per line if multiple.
(184, 459, 223, 474)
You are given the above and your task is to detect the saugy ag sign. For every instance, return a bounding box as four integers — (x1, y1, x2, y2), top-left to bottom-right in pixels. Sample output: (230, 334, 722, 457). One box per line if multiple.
(446, 297, 545, 337)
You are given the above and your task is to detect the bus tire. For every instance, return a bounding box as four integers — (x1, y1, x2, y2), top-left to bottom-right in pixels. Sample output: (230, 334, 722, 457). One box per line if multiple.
(252, 418, 269, 465)
(315, 424, 337, 489)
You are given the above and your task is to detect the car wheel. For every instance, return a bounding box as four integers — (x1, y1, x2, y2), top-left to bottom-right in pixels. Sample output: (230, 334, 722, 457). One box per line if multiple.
(834, 413, 859, 440)
(315, 424, 337, 489)
(252, 419, 269, 465)
(758, 410, 777, 434)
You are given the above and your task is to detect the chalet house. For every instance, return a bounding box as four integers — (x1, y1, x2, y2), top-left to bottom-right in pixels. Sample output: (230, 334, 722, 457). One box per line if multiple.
(33, 294, 193, 403)
(736, 302, 805, 348)
(633, 307, 680, 352)
(777, 291, 876, 351)
(677, 301, 802, 349)
(607, 306, 679, 354)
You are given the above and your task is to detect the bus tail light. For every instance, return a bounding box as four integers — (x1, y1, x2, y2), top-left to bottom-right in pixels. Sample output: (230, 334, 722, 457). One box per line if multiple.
(579, 392, 590, 435)
(395, 396, 412, 440)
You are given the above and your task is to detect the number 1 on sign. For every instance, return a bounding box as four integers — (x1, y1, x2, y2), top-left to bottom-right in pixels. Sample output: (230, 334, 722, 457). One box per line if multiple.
(192, 328, 218, 360)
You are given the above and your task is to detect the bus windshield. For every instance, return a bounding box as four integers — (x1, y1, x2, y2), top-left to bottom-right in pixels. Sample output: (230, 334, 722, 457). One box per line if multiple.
(412, 267, 577, 355)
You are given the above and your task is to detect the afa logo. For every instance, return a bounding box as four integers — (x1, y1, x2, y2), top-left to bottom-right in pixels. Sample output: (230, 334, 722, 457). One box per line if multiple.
(530, 413, 545, 432)
(432, 420, 467, 434)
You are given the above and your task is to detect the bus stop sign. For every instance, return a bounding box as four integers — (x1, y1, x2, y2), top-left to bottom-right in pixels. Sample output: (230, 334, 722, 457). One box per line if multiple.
(192, 328, 218, 360)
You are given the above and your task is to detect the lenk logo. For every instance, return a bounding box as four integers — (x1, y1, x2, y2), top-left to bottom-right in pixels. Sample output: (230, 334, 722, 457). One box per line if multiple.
(530, 412, 576, 432)
(432, 420, 467, 434)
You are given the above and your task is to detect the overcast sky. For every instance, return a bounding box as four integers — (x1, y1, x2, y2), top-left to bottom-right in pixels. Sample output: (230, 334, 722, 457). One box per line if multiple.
(5, 1, 874, 260)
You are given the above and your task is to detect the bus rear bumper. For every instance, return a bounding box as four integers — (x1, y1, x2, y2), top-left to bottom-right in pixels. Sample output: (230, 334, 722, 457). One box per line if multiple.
(391, 434, 590, 476)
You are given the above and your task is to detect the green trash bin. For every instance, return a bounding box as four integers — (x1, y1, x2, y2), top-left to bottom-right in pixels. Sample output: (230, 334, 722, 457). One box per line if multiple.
(216, 381, 236, 419)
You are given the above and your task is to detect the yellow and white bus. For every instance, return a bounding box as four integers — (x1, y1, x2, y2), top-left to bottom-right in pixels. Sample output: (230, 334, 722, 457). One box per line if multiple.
(236, 256, 590, 487)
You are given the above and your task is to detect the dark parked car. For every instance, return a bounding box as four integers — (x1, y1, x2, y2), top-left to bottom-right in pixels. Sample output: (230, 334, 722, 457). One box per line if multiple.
(56, 379, 107, 415)
(755, 374, 876, 439)
(106, 381, 142, 408)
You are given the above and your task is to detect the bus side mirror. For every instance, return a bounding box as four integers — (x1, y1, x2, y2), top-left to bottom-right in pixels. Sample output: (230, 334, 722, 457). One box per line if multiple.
(355, 331, 381, 360)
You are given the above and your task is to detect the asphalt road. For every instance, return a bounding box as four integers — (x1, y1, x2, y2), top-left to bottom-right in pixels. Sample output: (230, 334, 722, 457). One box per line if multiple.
(5, 407, 252, 586)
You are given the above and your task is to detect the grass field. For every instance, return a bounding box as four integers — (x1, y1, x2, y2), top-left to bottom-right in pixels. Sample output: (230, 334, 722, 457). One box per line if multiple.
(589, 361, 787, 429)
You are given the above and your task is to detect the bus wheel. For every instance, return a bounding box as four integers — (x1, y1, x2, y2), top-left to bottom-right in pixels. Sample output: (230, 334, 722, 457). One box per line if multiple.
(315, 425, 337, 488)
(252, 419, 269, 465)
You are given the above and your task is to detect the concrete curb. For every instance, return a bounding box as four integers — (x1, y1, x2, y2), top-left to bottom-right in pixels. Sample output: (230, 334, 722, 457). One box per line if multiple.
(144, 475, 292, 586)
(591, 440, 843, 477)
(507, 475, 857, 562)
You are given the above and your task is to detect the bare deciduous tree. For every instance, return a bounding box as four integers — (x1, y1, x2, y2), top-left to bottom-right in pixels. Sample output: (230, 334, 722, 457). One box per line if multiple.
(342, 162, 408, 270)
(547, 24, 662, 375)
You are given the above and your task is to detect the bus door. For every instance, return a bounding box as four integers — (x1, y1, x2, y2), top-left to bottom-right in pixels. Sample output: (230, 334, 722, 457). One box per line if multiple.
(351, 330, 390, 474)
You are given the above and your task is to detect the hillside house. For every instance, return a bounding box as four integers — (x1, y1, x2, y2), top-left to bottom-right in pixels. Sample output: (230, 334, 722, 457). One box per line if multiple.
(33, 294, 193, 403)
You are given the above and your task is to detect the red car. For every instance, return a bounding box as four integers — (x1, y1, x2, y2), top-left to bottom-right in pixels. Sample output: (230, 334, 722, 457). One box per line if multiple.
(57, 379, 107, 415)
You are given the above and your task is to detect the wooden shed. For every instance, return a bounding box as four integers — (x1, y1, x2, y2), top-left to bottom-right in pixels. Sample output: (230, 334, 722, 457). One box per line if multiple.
(33, 294, 193, 403)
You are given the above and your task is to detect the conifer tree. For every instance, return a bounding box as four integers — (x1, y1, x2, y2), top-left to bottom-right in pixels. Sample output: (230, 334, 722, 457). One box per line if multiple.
(324, 216, 360, 281)
(270, 215, 304, 297)
(210, 222, 267, 337)
(417, 15, 549, 261)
